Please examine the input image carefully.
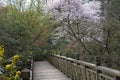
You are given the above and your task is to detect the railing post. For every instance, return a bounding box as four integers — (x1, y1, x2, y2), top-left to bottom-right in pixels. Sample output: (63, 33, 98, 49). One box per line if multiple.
(76, 54, 80, 60)
(95, 56, 101, 80)
(71, 61, 74, 79)
(96, 56, 101, 66)
(31, 55, 33, 80)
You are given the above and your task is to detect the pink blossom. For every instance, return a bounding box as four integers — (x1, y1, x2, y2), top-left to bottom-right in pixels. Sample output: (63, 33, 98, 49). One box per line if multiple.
(45, 0, 101, 22)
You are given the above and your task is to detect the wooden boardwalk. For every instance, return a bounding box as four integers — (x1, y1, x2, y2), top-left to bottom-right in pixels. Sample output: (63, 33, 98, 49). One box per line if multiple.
(33, 61, 71, 80)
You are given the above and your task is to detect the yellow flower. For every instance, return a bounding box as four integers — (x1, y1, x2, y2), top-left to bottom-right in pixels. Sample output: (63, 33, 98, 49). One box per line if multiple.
(12, 55, 20, 64)
(0, 45, 4, 57)
(7, 77, 11, 80)
(14, 74, 21, 80)
(13, 55, 20, 61)
(0, 51, 3, 57)
(16, 71, 21, 75)
(5, 64, 11, 70)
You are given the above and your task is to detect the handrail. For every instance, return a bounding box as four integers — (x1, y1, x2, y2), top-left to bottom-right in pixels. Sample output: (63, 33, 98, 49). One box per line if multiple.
(97, 66, 120, 77)
(56, 55, 120, 76)
(48, 54, 120, 80)
(56, 55, 96, 68)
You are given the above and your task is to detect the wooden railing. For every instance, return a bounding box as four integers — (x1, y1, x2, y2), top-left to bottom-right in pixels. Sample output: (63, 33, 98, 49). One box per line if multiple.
(30, 56, 34, 80)
(48, 54, 120, 80)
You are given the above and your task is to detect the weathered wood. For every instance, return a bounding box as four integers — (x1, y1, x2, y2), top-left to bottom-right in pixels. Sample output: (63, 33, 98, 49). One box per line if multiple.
(33, 61, 71, 80)
(48, 54, 120, 80)
(95, 56, 102, 80)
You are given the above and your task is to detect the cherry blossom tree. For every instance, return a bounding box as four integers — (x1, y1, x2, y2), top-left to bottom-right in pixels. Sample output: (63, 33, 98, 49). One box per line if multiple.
(45, 0, 102, 58)
(46, 0, 101, 21)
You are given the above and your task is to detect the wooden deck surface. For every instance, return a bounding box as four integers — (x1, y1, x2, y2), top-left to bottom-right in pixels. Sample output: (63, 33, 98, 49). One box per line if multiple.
(33, 61, 71, 80)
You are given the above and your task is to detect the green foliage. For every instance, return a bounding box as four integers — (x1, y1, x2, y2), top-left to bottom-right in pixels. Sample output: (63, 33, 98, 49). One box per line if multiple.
(0, 8, 32, 57)
(32, 47, 47, 61)
(0, 0, 56, 58)
(101, 0, 120, 69)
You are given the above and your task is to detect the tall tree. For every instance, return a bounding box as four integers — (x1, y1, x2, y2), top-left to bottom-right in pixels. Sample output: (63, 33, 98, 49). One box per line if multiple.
(46, 0, 101, 60)
(100, 0, 120, 68)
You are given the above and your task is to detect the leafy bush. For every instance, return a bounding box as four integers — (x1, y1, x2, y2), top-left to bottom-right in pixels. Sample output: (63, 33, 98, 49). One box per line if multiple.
(0, 45, 22, 80)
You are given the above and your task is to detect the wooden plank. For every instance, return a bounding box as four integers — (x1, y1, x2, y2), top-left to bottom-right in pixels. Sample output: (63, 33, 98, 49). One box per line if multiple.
(33, 61, 71, 80)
